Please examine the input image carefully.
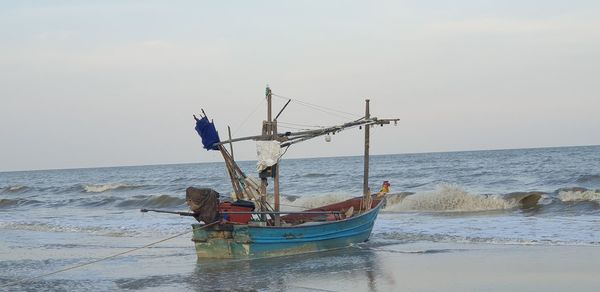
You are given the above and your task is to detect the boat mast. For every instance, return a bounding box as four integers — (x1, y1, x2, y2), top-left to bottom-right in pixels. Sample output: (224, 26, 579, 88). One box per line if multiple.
(269, 86, 281, 226)
(259, 87, 270, 221)
(363, 99, 370, 197)
(259, 86, 281, 225)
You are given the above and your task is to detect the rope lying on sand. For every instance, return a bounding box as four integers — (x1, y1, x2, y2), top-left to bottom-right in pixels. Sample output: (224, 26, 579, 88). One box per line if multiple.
(1, 221, 219, 288)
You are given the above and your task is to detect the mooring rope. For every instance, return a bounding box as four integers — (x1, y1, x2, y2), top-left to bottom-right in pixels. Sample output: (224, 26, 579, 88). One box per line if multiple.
(1, 221, 219, 288)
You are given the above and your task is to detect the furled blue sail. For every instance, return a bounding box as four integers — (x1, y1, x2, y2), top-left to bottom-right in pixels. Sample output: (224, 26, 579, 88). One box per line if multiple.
(194, 116, 220, 150)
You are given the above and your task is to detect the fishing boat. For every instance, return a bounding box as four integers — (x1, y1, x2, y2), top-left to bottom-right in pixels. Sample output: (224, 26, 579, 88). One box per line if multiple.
(143, 87, 398, 259)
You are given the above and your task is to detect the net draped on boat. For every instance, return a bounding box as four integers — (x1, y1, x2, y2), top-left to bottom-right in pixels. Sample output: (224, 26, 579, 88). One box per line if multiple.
(185, 187, 220, 223)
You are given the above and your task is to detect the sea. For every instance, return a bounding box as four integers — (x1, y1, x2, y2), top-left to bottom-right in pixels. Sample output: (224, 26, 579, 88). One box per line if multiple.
(1, 145, 600, 291)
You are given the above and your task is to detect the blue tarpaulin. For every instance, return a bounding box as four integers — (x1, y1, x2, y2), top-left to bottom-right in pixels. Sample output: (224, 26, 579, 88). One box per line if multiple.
(194, 116, 220, 150)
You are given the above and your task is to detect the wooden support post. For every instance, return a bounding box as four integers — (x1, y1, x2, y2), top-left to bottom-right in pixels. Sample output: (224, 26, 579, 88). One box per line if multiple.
(363, 99, 371, 209)
(260, 86, 273, 222)
(227, 126, 234, 161)
(267, 86, 272, 123)
(218, 145, 243, 199)
(260, 178, 268, 221)
(273, 120, 281, 226)
(260, 122, 268, 221)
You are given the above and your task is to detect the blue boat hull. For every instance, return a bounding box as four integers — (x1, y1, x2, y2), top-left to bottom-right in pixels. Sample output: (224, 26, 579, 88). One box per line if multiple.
(192, 198, 383, 259)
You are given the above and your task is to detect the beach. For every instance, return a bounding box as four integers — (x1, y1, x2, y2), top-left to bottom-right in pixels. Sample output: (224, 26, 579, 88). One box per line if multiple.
(2, 228, 599, 291)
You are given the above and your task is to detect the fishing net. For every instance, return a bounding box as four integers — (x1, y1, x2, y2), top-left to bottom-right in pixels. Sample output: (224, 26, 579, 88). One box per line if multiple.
(185, 187, 220, 223)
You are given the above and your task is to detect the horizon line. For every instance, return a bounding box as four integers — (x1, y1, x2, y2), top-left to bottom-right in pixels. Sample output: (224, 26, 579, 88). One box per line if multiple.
(1, 143, 598, 174)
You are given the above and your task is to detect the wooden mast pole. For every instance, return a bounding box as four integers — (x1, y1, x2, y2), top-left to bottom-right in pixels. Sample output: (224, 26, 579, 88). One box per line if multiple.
(363, 99, 370, 199)
(271, 90, 281, 226)
(259, 86, 272, 221)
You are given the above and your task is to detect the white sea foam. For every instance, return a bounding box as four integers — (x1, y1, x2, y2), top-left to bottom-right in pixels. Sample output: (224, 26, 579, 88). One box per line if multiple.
(3, 185, 27, 192)
(0, 221, 131, 236)
(558, 190, 600, 202)
(384, 184, 518, 212)
(83, 183, 142, 193)
(278, 192, 355, 211)
(373, 231, 595, 246)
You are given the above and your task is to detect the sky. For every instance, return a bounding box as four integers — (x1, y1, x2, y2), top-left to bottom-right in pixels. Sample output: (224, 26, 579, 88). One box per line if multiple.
(1, 0, 599, 172)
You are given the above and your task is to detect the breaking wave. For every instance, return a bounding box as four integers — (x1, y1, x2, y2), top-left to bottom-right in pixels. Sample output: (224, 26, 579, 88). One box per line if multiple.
(279, 193, 354, 211)
(82, 183, 146, 193)
(268, 185, 544, 213)
(558, 188, 600, 203)
(384, 185, 519, 212)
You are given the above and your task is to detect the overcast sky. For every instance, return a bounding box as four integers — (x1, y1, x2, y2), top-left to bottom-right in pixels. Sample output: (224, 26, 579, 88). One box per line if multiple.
(1, 1, 599, 172)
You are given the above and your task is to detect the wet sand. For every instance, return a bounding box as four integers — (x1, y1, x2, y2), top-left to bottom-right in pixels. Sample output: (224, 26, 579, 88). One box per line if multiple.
(289, 243, 600, 291)
(2, 229, 599, 291)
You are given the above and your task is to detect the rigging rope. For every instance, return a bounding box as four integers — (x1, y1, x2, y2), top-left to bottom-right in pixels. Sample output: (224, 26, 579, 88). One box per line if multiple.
(1, 221, 219, 288)
(277, 121, 326, 129)
(278, 125, 313, 131)
(234, 98, 266, 132)
(272, 93, 361, 120)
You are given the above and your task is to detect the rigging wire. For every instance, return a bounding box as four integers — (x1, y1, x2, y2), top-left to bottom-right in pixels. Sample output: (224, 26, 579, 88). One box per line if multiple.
(234, 98, 266, 133)
(272, 93, 361, 120)
(277, 121, 326, 129)
(278, 125, 313, 131)
(278, 145, 292, 161)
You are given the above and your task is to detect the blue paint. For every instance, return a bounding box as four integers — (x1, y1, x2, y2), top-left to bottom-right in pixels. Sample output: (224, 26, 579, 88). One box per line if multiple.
(192, 199, 384, 258)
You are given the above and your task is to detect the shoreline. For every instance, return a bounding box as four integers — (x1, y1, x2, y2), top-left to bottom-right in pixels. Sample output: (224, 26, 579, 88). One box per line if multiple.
(2, 231, 599, 291)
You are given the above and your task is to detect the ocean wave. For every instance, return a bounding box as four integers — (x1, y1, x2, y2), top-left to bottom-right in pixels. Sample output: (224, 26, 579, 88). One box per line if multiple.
(279, 193, 355, 211)
(558, 189, 600, 203)
(383, 185, 520, 212)
(116, 194, 186, 208)
(82, 183, 146, 193)
(0, 198, 42, 208)
(300, 173, 337, 178)
(267, 185, 540, 213)
(0, 221, 133, 236)
(78, 196, 121, 207)
(76, 194, 186, 208)
(575, 174, 600, 184)
(1, 185, 28, 193)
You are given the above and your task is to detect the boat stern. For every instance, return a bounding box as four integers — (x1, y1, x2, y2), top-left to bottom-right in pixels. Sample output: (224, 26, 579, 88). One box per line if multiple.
(191, 224, 251, 259)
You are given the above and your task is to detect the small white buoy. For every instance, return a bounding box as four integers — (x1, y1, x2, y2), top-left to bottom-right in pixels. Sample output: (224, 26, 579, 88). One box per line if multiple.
(325, 135, 332, 142)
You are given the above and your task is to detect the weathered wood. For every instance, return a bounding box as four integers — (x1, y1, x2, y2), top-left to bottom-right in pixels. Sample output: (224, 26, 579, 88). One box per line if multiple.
(211, 118, 399, 148)
(363, 99, 370, 198)
(273, 120, 281, 226)
(218, 145, 243, 199)
(227, 126, 234, 161)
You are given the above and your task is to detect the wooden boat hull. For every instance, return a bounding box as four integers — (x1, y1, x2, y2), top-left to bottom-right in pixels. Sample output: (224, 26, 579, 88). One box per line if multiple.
(191, 198, 384, 259)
